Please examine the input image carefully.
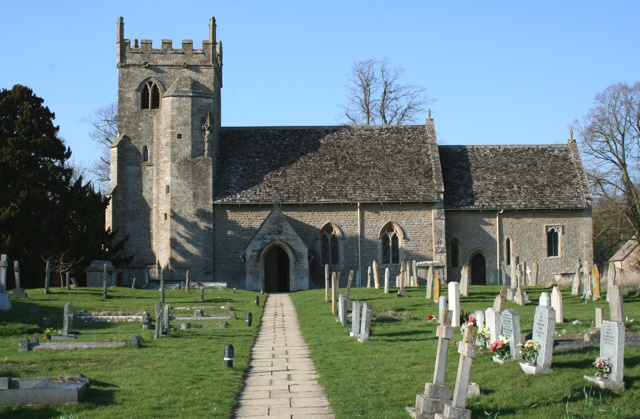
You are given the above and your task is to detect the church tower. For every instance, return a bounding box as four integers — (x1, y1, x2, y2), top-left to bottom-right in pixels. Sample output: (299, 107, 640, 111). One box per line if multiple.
(107, 17, 222, 282)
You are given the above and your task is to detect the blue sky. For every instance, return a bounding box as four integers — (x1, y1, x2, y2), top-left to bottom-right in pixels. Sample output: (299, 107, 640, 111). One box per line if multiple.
(3, 1, 639, 177)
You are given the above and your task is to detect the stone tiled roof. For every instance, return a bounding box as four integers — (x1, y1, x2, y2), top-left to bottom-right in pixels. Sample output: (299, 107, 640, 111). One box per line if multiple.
(439, 144, 592, 209)
(213, 124, 442, 204)
(609, 237, 639, 262)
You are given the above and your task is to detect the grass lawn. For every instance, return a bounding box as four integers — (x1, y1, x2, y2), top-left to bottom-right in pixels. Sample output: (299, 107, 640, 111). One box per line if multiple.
(0, 287, 265, 418)
(290, 285, 640, 418)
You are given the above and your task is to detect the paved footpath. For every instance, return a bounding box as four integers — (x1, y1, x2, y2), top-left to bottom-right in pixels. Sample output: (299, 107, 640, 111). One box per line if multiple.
(234, 293, 335, 419)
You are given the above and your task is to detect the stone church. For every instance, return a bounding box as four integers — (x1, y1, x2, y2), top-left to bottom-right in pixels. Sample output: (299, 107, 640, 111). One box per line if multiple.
(106, 17, 593, 291)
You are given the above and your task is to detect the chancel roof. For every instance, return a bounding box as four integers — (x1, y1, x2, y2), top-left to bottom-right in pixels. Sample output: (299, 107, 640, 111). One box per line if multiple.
(439, 144, 592, 209)
(213, 124, 443, 204)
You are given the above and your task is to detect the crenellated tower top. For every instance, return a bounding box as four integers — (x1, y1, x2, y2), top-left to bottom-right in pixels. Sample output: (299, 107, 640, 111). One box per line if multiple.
(116, 16, 222, 74)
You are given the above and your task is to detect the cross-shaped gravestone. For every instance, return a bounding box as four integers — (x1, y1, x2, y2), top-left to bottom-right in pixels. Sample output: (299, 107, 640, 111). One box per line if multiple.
(409, 309, 454, 418)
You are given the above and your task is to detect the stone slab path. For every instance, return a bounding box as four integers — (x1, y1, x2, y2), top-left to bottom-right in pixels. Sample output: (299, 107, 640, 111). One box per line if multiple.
(234, 293, 334, 418)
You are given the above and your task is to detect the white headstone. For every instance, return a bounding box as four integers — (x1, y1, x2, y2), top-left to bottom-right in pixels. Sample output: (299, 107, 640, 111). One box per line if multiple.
(367, 266, 372, 288)
(599, 320, 625, 383)
(459, 266, 469, 297)
(359, 302, 372, 342)
(608, 285, 625, 322)
(551, 286, 564, 324)
(448, 282, 461, 327)
(539, 292, 550, 307)
(426, 266, 434, 299)
(533, 304, 556, 369)
(384, 268, 390, 294)
(595, 307, 603, 329)
(338, 294, 347, 327)
(438, 296, 447, 320)
(373, 260, 380, 289)
(530, 262, 538, 286)
(501, 309, 522, 360)
(0, 254, 7, 292)
(485, 308, 501, 344)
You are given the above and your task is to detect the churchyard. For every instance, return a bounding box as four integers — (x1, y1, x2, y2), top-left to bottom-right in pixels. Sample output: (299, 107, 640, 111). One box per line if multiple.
(291, 284, 640, 418)
(0, 287, 264, 417)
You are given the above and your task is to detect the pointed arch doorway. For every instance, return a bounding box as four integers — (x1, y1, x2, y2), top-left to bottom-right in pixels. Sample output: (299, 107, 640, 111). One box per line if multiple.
(264, 245, 290, 292)
(470, 253, 487, 285)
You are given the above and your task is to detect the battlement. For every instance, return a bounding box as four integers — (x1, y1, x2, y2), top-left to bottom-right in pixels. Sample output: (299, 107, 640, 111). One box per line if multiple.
(117, 17, 222, 68)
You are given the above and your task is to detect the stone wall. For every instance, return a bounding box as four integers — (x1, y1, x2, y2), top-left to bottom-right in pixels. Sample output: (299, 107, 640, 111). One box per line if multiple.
(445, 208, 593, 286)
(214, 202, 438, 289)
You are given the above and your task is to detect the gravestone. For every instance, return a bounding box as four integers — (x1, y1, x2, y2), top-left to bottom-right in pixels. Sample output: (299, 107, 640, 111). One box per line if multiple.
(345, 270, 354, 303)
(493, 295, 504, 313)
(501, 309, 521, 360)
(433, 273, 441, 303)
(583, 261, 592, 299)
(426, 265, 434, 299)
(530, 261, 538, 286)
(412, 260, 418, 287)
(0, 255, 7, 292)
(435, 325, 478, 419)
(44, 260, 51, 295)
(12, 261, 27, 298)
(475, 310, 485, 345)
(200, 287, 204, 302)
(608, 285, 625, 322)
(448, 282, 460, 327)
(515, 288, 526, 306)
(338, 294, 347, 327)
(571, 263, 581, 295)
(592, 264, 601, 300)
(154, 301, 163, 339)
(506, 288, 514, 301)
(358, 302, 372, 342)
(70, 277, 78, 288)
(539, 292, 550, 307)
(63, 302, 74, 336)
(131, 278, 136, 289)
(459, 266, 469, 297)
(102, 263, 108, 299)
(373, 260, 380, 289)
(324, 264, 329, 302)
(606, 263, 615, 301)
(367, 266, 372, 288)
(142, 311, 151, 329)
(510, 255, 518, 289)
(397, 268, 408, 297)
(331, 273, 337, 315)
(530, 297, 556, 372)
(384, 268, 390, 294)
(164, 304, 171, 335)
(551, 286, 563, 324)
(595, 307, 603, 329)
(584, 320, 625, 389)
(438, 296, 447, 321)
(485, 308, 501, 344)
(351, 301, 361, 337)
(185, 270, 190, 292)
(409, 310, 454, 418)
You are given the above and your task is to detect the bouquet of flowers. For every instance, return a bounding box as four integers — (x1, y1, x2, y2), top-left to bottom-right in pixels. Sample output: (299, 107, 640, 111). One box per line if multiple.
(593, 357, 612, 378)
(517, 340, 540, 364)
(43, 328, 58, 340)
(460, 315, 477, 334)
(490, 335, 510, 359)
(427, 314, 437, 322)
(477, 326, 491, 346)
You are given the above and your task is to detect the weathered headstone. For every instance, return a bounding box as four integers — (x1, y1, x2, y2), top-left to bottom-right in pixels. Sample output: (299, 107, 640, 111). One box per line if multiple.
(70, 277, 78, 288)
(412, 260, 418, 287)
(154, 301, 163, 339)
(164, 304, 171, 334)
(338, 294, 347, 327)
(185, 270, 190, 292)
(102, 263, 108, 299)
(595, 307, 604, 329)
(515, 287, 526, 306)
(530, 261, 538, 286)
(530, 297, 556, 372)
(583, 261, 592, 299)
(200, 287, 204, 302)
(44, 260, 51, 295)
(485, 308, 501, 344)
(459, 266, 469, 297)
(367, 266, 372, 288)
(384, 268, 390, 294)
(551, 286, 563, 324)
(510, 255, 517, 289)
(142, 311, 151, 329)
(426, 265, 434, 299)
(433, 273, 441, 303)
(584, 320, 625, 389)
(435, 325, 478, 419)
(351, 301, 361, 337)
(409, 310, 454, 418)
(397, 268, 408, 297)
(474, 310, 485, 346)
(493, 294, 504, 313)
(373, 260, 380, 289)
(0, 255, 7, 293)
(448, 282, 460, 327)
(506, 288, 514, 301)
(62, 302, 75, 336)
(12, 261, 27, 298)
(501, 309, 521, 360)
(606, 263, 615, 301)
(345, 271, 354, 302)
(571, 263, 581, 295)
(592, 264, 601, 300)
(331, 272, 337, 315)
(438, 296, 447, 321)
(608, 285, 625, 322)
(324, 264, 329, 301)
(358, 302, 372, 342)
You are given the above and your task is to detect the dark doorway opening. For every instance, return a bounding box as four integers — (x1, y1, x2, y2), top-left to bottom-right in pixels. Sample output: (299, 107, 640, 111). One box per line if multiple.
(471, 253, 486, 285)
(264, 246, 290, 292)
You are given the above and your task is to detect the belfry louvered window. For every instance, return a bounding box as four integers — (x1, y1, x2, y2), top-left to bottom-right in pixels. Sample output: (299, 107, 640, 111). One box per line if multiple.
(141, 81, 160, 110)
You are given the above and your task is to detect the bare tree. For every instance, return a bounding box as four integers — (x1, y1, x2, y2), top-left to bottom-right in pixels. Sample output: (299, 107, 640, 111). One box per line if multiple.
(83, 102, 118, 192)
(343, 58, 432, 125)
(573, 82, 640, 243)
(42, 251, 84, 288)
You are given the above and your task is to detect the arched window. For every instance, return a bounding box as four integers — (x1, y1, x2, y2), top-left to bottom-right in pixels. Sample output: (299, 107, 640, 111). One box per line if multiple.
(320, 225, 339, 266)
(505, 238, 511, 265)
(381, 224, 400, 264)
(451, 238, 459, 268)
(547, 227, 559, 257)
(142, 146, 149, 162)
(141, 81, 160, 110)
